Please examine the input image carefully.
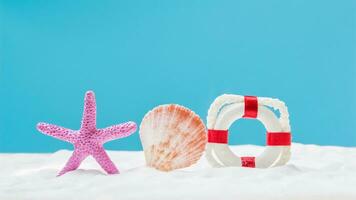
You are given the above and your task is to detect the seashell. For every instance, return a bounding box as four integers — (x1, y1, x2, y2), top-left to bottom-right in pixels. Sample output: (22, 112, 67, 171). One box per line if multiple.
(140, 104, 207, 171)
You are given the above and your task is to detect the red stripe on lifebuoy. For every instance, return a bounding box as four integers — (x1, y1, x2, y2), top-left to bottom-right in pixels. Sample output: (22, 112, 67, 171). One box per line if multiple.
(208, 129, 228, 144)
(241, 156, 255, 168)
(267, 132, 291, 146)
(243, 96, 258, 118)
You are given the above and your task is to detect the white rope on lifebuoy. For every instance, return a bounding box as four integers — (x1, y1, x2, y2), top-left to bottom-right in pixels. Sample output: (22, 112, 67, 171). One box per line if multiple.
(206, 94, 292, 168)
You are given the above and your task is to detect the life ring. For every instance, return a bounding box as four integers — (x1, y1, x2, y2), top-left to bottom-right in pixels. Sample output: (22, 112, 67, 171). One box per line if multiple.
(205, 94, 292, 168)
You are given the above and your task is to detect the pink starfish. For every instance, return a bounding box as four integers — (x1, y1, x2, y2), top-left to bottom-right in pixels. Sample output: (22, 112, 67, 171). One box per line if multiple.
(37, 91, 137, 176)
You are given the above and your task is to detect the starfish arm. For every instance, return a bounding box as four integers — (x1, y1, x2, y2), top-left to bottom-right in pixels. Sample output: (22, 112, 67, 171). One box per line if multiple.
(37, 122, 76, 143)
(81, 91, 96, 131)
(92, 146, 119, 174)
(98, 121, 137, 143)
(57, 149, 88, 176)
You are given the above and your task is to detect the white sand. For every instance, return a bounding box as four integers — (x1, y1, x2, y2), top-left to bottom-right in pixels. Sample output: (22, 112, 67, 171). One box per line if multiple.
(0, 143, 355, 200)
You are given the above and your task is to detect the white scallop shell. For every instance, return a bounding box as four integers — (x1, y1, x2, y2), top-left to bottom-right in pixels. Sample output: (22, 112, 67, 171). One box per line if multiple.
(140, 104, 207, 171)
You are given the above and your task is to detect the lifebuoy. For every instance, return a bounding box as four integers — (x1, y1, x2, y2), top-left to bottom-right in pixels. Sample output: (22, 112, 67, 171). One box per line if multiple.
(206, 94, 292, 168)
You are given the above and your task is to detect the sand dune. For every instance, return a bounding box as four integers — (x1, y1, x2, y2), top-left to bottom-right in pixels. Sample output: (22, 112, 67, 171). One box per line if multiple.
(1, 143, 355, 200)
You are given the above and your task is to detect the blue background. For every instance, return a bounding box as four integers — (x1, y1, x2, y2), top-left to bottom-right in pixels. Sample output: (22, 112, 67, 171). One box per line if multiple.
(0, 0, 355, 152)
